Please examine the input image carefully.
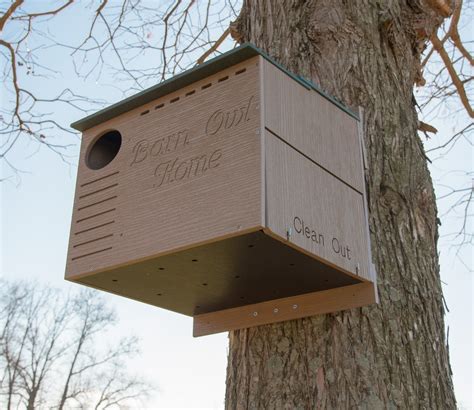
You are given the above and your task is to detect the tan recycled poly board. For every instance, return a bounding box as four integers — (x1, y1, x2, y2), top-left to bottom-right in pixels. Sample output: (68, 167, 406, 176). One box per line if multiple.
(263, 59, 364, 193)
(263, 130, 370, 281)
(65, 47, 377, 336)
(194, 282, 376, 337)
(66, 57, 262, 279)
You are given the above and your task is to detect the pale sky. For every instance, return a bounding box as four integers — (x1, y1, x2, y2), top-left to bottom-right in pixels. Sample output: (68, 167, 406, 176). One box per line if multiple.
(1, 2, 472, 409)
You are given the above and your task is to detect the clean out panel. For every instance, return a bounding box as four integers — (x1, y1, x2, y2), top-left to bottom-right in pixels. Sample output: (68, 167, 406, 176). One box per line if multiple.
(66, 56, 263, 279)
(263, 59, 364, 193)
(264, 130, 371, 281)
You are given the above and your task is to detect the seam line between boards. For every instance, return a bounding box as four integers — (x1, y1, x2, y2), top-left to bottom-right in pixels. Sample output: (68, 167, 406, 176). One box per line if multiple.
(264, 127, 364, 196)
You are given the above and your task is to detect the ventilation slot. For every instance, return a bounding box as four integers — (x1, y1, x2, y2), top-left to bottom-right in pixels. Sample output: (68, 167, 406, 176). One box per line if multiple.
(201, 83, 212, 90)
(76, 208, 116, 223)
(140, 110, 150, 116)
(73, 234, 114, 248)
(185, 90, 195, 96)
(79, 183, 118, 199)
(170, 97, 180, 103)
(75, 221, 115, 235)
(81, 172, 119, 187)
(72, 247, 113, 261)
(218, 76, 229, 82)
(78, 196, 117, 211)
(235, 68, 246, 75)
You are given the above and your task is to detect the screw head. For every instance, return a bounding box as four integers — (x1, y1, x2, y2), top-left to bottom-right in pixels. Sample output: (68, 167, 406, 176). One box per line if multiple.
(292, 304, 298, 310)
(252, 311, 258, 317)
(273, 308, 279, 314)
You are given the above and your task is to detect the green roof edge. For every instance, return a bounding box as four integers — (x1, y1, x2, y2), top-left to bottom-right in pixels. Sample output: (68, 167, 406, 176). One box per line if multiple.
(71, 43, 359, 131)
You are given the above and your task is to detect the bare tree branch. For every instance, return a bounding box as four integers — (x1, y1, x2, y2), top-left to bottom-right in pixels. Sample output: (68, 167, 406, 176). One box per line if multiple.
(0, 0, 24, 31)
(197, 27, 230, 65)
(0, 281, 152, 409)
(430, 33, 473, 117)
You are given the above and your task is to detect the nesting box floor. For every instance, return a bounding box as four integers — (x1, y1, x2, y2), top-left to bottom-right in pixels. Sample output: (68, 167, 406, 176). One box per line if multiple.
(78, 230, 361, 316)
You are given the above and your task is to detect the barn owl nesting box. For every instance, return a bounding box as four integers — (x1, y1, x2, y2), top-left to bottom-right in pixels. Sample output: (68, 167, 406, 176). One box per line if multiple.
(66, 44, 377, 336)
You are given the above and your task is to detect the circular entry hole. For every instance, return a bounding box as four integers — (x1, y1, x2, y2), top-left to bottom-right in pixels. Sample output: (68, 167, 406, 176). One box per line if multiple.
(86, 130, 122, 170)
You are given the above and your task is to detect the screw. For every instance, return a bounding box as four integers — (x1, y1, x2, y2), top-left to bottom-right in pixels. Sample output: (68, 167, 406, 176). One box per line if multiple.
(273, 308, 279, 314)
(253, 311, 258, 317)
(292, 304, 298, 310)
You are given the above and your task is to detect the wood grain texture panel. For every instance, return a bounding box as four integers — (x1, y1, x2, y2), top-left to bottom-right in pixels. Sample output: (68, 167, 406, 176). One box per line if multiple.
(66, 57, 262, 279)
(264, 130, 371, 280)
(263, 59, 364, 193)
(193, 282, 376, 337)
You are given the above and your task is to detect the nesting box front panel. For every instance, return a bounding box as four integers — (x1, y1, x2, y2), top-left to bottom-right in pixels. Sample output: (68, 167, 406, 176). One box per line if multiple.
(66, 57, 263, 281)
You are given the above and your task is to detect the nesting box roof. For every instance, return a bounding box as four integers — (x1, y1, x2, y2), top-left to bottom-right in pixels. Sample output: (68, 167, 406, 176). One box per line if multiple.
(71, 43, 358, 132)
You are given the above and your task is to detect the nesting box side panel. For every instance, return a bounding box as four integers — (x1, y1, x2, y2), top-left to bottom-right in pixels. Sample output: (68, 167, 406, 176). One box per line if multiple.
(66, 57, 263, 280)
(264, 130, 371, 281)
(262, 60, 364, 194)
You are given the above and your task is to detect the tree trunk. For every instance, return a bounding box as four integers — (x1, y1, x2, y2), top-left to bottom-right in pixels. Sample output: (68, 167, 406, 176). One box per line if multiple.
(225, 1, 456, 408)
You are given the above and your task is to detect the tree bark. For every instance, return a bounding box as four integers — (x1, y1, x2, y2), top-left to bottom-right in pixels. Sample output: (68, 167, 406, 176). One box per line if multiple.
(225, 1, 456, 409)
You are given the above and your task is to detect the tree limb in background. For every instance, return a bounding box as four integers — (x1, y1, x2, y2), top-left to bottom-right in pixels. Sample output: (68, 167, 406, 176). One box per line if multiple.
(420, 0, 473, 117)
(436, 175, 473, 258)
(0, 280, 152, 409)
(0, 1, 106, 180)
(415, 0, 473, 260)
(0, 0, 240, 181)
(430, 33, 473, 117)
